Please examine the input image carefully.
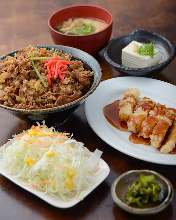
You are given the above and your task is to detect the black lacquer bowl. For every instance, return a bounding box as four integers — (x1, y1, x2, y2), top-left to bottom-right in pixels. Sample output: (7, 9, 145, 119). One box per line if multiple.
(104, 29, 176, 76)
(0, 45, 101, 124)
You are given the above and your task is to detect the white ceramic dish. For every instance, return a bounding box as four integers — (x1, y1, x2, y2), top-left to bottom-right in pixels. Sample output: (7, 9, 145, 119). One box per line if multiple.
(85, 77, 176, 165)
(0, 155, 110, 208)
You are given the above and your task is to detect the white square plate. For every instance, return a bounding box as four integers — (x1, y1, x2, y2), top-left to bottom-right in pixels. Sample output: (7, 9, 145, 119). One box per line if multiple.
(0, 154, 110, 208)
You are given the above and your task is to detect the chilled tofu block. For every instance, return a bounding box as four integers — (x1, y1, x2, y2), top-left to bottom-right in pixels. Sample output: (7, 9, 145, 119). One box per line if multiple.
(122, 41, 160, 68)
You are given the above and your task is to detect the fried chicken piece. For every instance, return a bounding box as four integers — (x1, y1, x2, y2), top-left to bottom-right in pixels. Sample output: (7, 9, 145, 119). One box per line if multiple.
(160, 121, 176, 153)
(127, 97, 155, 134)
(150, 118, 171, 148)
(119, 88, 139, 121)
(150, 106, 176, 148)
(140, 116, 158, 138)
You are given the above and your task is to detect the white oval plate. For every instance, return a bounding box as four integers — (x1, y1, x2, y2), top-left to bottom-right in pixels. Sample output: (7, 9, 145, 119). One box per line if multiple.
(85, 77, 176, 165)
(0, 155, 110, 208)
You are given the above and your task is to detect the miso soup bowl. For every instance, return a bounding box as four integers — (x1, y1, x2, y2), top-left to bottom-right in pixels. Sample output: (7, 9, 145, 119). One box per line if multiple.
(48, 4, 113, 54)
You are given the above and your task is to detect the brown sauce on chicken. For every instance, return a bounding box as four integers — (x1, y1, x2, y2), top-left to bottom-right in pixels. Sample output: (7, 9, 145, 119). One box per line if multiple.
(129, 133, 150, 145)
(103, 100, 127, 131)
(104, 100, 150, 145)
(171, 147, 176, 154)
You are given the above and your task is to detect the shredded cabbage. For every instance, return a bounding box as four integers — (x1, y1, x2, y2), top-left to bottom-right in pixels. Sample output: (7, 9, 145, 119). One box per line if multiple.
(0, 124, 102, 201)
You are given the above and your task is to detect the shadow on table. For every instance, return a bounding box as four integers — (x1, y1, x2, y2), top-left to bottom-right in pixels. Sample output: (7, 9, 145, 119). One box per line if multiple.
(112, 203, 174, 220)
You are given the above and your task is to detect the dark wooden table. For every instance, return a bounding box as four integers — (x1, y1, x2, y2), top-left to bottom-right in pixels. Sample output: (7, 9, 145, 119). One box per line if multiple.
(0, 0, 176, 220)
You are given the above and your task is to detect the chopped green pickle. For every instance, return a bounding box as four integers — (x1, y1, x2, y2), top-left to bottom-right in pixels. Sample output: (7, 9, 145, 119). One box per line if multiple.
(138, 43, 155, 57)
(125, 174, 161, 208)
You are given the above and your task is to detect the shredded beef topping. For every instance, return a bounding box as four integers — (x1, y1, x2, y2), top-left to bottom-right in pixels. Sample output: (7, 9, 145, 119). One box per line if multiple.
(0, 46, 93, 109)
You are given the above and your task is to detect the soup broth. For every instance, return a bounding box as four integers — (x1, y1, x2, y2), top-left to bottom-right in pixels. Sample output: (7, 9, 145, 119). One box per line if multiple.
(57, 17, 107, 36)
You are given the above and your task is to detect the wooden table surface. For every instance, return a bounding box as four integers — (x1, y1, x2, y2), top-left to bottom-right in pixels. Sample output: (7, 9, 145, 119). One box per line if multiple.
(0, 0, 176, 220)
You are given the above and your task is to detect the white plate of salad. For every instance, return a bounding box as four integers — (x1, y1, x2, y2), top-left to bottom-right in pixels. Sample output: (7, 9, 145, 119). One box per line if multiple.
(0, 124, 110, 208)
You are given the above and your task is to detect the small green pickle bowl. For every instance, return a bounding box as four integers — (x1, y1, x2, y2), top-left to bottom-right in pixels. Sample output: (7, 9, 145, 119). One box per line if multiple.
(111, 170, 174, 215)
